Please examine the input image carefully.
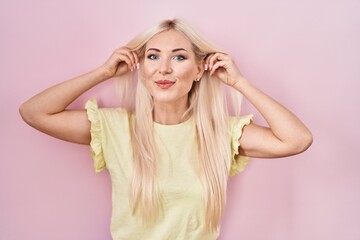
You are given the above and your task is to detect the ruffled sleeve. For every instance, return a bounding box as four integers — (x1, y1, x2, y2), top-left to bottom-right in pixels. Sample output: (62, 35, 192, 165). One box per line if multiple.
(85, 99, 106, 173)
(230, 114, 253, 176)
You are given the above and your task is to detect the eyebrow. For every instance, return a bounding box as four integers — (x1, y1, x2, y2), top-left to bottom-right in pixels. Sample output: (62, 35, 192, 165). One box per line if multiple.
(146, 48, 188, 53)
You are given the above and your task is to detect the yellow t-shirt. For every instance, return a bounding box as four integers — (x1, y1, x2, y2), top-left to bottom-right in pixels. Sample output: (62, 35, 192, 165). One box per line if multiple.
(85, 99, 252, 240)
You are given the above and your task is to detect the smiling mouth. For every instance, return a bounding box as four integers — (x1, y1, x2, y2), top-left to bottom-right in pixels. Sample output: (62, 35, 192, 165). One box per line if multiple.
(155, 80, 175, 89)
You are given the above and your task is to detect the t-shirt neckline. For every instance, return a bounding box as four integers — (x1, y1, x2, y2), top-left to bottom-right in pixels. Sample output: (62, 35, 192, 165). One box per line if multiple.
(153, 115, 194, 128)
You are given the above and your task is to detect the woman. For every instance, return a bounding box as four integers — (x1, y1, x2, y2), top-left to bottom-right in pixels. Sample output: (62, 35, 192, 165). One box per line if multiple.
(19, 19, 312, 239)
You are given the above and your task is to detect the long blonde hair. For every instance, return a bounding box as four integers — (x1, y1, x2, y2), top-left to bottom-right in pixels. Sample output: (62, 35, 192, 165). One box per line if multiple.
(116, 19, 242, 232)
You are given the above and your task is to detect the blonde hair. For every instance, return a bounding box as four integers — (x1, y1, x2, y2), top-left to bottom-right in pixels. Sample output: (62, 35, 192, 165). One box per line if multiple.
(116, 19, 243, 232)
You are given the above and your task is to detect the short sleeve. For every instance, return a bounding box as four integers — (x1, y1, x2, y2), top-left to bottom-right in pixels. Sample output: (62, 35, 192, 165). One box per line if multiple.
(85, 99, 106, 173)
(230, 114, 253, 176)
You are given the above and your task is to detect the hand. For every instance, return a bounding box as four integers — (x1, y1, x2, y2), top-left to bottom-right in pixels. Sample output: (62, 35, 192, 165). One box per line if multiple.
(205, 52, 244, 86)
(99, 47, 139, 78)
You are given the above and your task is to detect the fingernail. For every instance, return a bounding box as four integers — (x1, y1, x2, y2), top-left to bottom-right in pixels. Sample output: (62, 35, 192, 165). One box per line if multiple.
(205, 64, 208, 71)
(137, 63, 140, 69)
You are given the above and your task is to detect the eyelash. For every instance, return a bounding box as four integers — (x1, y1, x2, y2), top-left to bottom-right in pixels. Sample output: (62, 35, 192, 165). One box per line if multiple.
(174, 55, 186, 61)
(146, 54, 187, 61)
(147, 54, 158, 60)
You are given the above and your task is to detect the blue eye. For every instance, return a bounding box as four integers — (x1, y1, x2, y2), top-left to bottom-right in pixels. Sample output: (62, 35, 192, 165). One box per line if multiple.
(174, 55, 186, 61)
(147, 54, 158, 60)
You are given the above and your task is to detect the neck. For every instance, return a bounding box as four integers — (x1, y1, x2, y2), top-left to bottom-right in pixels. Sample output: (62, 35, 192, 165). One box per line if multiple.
(153, 98, 190, 125)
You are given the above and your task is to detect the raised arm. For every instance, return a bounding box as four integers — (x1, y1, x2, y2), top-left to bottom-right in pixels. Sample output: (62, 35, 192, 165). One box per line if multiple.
(19, 47, 139, 145)
(206, 52, 313, 158)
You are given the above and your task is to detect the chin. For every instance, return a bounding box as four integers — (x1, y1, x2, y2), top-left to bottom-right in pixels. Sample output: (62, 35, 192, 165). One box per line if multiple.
(151, 92, 188, 105)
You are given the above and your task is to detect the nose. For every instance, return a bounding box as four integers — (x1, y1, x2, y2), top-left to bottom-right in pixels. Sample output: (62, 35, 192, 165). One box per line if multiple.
(158, 59, 172, 75)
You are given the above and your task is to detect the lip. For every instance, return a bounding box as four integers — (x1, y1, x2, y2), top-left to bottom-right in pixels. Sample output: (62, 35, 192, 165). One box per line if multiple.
(155, 80, 176, 89)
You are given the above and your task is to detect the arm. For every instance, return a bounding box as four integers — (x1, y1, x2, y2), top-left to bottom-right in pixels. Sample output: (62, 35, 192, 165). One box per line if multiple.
(19, 47, 139, 145)
(206, 53, 313, 158)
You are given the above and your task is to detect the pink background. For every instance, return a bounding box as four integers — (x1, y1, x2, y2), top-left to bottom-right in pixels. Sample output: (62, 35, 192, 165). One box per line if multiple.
(1, 0, 359, 239)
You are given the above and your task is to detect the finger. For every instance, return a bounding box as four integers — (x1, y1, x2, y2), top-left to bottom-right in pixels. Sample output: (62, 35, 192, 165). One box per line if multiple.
(208, 53, 221, 71)
(131, 51, 139, 69)
(204, 53, 215, 70)
(125, 50, 136, 70)
(117, 54, 133, 71)
(116, 48, 136, 70)
(209, 60, 226, 76)
(204, 61, 208, 71)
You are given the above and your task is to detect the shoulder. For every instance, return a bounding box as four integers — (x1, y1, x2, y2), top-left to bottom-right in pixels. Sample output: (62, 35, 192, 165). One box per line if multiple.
(228, 114, 253, 130)
(85, 99, 134, 134)
(86, 99, 133, 121)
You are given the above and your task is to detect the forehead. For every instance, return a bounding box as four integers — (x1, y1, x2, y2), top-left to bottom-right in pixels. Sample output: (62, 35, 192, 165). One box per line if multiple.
(146, 29, 193, 51)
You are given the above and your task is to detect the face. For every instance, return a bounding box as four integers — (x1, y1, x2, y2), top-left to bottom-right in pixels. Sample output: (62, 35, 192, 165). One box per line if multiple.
(140, 29, 203, 105)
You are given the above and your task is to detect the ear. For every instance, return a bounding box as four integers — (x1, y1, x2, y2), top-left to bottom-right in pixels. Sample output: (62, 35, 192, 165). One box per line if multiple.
(195, 60, 205, 80)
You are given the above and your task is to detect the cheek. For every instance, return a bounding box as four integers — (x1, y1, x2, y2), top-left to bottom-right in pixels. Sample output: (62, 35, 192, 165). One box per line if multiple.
(177, 66, 197, 82)
(141, 65, 155, 90)
(141, 63, 156, 78)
